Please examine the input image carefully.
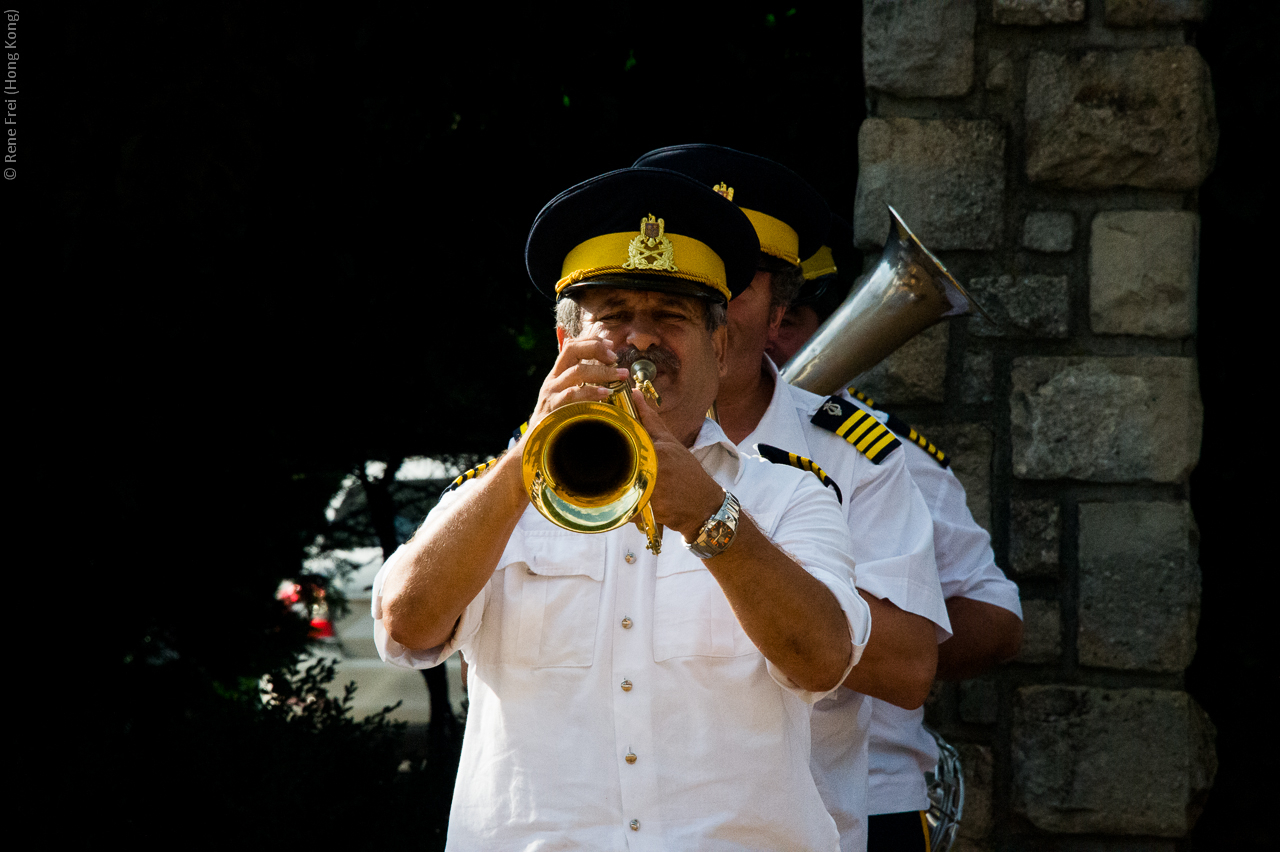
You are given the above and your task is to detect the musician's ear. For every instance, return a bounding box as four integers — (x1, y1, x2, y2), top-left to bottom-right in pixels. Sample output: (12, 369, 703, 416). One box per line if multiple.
(556, 326, 568, 352)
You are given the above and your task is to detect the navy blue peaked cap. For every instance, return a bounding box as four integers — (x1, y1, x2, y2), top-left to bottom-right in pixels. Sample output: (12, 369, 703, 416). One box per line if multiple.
(525, 167, 759, 304)
(632, 144, 830, 268)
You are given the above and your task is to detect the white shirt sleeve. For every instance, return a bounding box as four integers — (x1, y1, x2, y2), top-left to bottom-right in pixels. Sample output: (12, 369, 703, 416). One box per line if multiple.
(733, 455, 871, 704)
(843, 445, 953, 640)
(370, 481, 506, 669)
(904, 445, 1022, 618)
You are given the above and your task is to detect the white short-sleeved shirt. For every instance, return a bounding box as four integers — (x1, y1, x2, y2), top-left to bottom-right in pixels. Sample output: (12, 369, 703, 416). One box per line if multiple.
(741, 360, 948, 852)
(856, 400, 1023, 816)
(374, 419, 870, 851)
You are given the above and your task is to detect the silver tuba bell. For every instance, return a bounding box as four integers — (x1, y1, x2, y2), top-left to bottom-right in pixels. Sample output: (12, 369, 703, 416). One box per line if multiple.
(779, 205, 991, 396)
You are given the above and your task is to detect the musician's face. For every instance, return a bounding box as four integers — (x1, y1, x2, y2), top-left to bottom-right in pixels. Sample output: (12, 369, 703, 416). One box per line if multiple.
(724, 269, 785, 385)
(766, 305, 822, 367)
(569, 287, 726, 440)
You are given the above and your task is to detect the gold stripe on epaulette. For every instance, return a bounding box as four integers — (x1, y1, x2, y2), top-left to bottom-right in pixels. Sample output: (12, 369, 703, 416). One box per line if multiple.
(845, 385, 876, 409)
(835, 409, 876, 444)
(882, 411, 949, 468)
(755, 443, 843, 504)
(440, 454, 505, 496)
(835, 410, 900, 464)
(811, 396, 901, 464)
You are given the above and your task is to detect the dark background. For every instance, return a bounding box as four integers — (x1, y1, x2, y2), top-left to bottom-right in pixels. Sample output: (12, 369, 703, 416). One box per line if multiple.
(23, 2, 1267, 848)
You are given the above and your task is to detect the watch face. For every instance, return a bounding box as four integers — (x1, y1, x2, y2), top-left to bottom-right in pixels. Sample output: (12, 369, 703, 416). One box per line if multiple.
(687, 492, 740, 559)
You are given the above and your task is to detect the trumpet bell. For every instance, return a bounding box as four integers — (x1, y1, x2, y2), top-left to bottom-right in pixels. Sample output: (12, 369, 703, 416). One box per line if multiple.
(522, 401, 659, 535)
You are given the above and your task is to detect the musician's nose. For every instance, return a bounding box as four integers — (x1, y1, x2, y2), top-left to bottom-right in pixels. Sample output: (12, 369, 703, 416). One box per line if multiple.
(624, 317, 661, 352)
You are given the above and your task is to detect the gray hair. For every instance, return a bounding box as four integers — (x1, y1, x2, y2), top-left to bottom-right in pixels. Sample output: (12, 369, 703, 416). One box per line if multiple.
(555, 287, 727, 337)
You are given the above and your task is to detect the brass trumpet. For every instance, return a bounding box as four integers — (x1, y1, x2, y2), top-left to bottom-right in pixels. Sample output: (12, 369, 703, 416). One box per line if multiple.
(521, 360, 665, 555)
(780, 205, 992, 396)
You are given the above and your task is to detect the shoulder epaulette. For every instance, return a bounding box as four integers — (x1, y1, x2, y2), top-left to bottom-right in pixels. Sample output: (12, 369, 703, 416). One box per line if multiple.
(440, 452, 507, 497)
(846, 385, 949, 468)
(845, 386, 877, 409)
(755, 443, 843, 505)
(810, 395, 901, 464)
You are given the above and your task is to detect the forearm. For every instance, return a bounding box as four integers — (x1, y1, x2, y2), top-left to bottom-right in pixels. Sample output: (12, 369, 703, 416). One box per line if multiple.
(701, 516, 854, 693)
(840, 594, 937, 709)
(380, 451, 529, 651)
(935, 596, 1023, 681)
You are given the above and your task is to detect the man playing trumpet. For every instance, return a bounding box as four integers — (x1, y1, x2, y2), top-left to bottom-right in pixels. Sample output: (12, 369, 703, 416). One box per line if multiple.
(374, 167, 870, 850)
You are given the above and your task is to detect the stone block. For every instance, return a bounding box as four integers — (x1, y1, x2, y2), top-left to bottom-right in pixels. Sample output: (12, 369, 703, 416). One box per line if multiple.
(1078, 501, 1199, 672)
(1107, 0, 1206, 26)
(1025, 48, 1217, 190)
(850, 322, 948, 405)
(864, 0, 975, 97)
(956, 744, 993, 845)
(1022, 211, 1074, 252)
(969, 274, 1070, 338)
(985, 49, 1012, 91)
(960, 350, 994, 404)
(1090, 210, 1198, 337)
(959, 679, 998, 724)
(1013, 686, 1216, 835)
(1009, 498, 1060, 577)
(1017, 599, 1060, 663)
(856, 119, 1006, 250)
(929, 423, 992, 530)
(994, 0, 1085, 25)
(1011, 357, 1202, 483)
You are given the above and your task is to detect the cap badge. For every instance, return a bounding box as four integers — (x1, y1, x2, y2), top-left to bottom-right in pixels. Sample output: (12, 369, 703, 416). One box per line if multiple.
(623, 214, 679, 273)
(712, 181, 735, 201)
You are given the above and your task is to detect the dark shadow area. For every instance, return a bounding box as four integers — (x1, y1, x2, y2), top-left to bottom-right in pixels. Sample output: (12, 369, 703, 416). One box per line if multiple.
(1187, 1, 1273, 848)
(40, 4, 864, 846)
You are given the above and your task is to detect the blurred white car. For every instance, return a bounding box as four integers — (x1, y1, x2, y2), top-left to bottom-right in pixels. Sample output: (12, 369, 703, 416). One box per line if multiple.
(289, 458, 475, 724)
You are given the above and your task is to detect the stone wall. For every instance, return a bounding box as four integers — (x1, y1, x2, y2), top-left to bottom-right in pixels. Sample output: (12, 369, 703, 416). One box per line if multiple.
(853, 2, 1215, 848)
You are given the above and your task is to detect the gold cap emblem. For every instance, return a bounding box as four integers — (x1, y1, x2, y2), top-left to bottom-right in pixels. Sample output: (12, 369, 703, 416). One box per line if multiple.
(622, 214, 679, 273)
(712, 181, 734, 201)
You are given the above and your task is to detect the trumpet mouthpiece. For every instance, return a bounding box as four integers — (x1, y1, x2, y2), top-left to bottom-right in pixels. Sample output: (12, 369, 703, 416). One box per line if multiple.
(630, 359, 661, 407)
(631, 359, 657, 383)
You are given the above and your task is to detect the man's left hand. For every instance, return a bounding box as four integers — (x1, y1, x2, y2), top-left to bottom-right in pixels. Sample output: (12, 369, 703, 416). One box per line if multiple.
(629, 387, 724, 540)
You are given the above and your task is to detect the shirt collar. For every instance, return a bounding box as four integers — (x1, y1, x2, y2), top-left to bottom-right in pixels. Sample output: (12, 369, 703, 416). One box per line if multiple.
(690, 417, 744, 480)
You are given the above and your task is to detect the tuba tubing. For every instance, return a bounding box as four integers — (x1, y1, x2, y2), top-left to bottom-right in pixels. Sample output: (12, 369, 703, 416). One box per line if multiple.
(779, 205, 991, 397)
(521, 360, 665, 554)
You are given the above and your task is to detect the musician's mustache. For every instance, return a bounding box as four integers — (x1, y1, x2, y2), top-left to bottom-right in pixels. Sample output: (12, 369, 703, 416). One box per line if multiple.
(617, 345, 680, 379)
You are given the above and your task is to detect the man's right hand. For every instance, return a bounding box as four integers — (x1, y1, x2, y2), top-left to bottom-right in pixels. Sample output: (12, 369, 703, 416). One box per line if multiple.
(527, 336, 632, 434)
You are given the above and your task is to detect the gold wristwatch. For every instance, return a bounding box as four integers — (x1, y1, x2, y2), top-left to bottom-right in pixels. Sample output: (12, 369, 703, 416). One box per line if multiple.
(684, 490, 741, 559)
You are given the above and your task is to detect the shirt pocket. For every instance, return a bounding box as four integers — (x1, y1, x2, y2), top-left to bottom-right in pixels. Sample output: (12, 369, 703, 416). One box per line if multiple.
(652, 557, 756, 662)
(498, 531, 605, 668)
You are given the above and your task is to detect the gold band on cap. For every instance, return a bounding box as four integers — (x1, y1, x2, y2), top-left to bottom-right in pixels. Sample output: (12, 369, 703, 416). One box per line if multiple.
(742, 207, 800, 267)
(556, 230, 731, 301)
(801, 245, 836, 280)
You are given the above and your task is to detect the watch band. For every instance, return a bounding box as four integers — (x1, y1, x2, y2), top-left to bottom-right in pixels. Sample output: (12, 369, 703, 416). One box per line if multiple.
(684, 490, 741, 559)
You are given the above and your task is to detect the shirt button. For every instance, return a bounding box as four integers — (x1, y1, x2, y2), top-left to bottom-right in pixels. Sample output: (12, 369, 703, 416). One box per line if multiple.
(630, 819, 640, 831)
(620, 679, 633, 692)
(621, 617, 632, 629)
(625, 751, 637, 765)
(624, 551, 636, 564)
